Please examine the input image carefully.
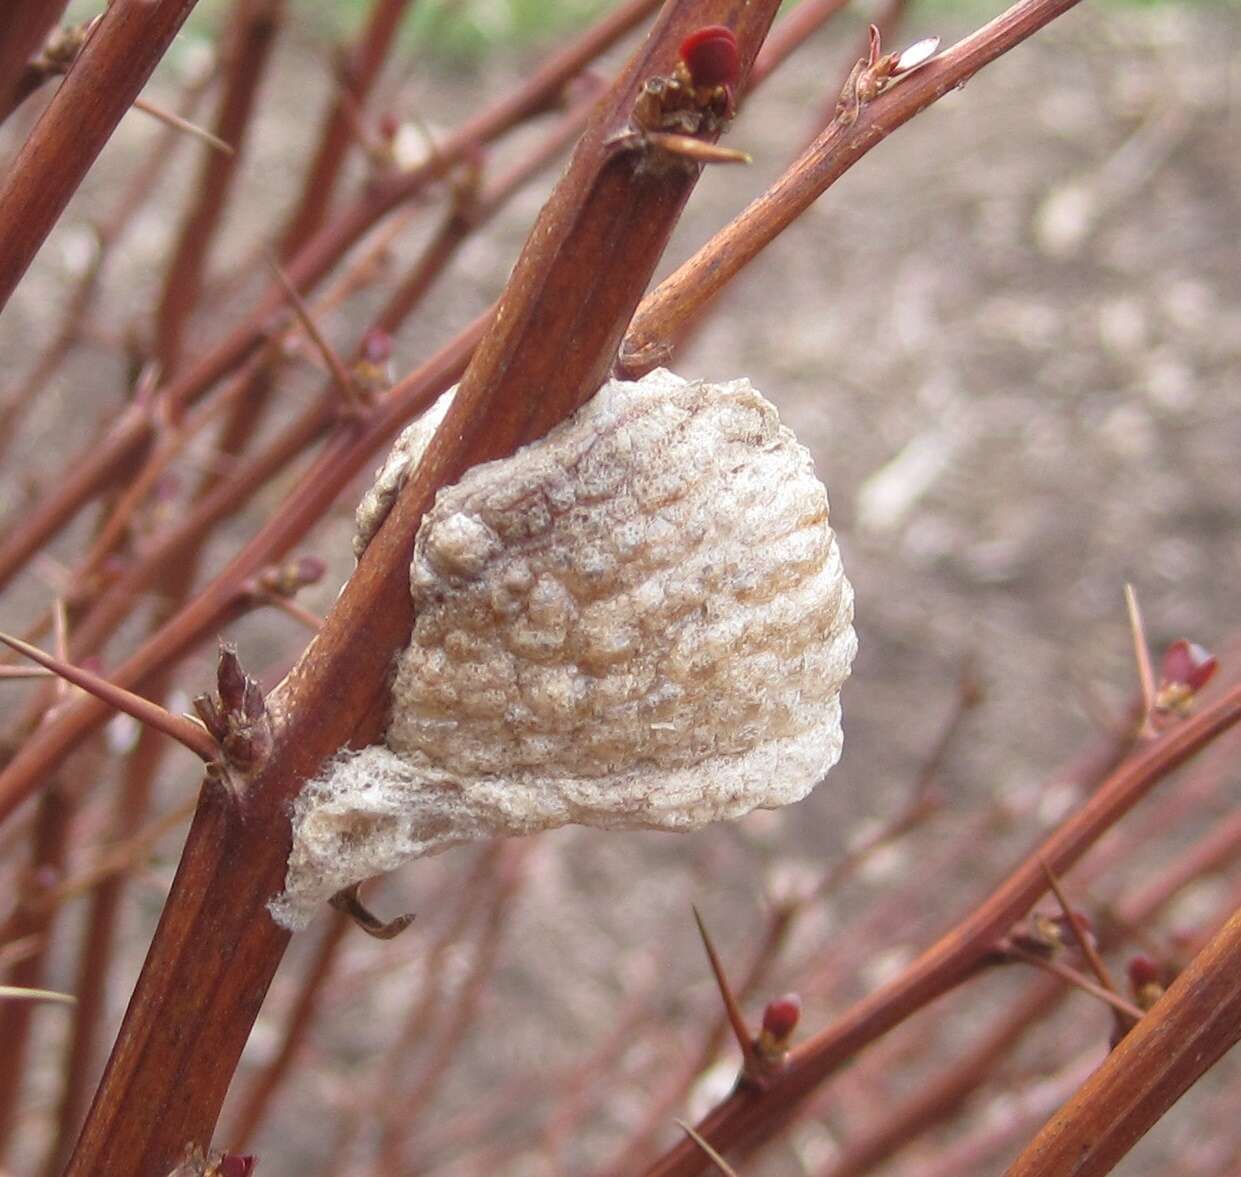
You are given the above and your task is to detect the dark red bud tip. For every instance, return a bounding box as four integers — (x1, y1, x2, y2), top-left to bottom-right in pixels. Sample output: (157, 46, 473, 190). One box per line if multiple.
(761, 992, 802, 1040)
(1160, 639, 1218, 693)
(1127, 955, 1159, 988)
(361, 327, 393, 364)
(377, 112, 399, 141)
(679, 25, 740, 90)
(218, 1155, 257, 1177)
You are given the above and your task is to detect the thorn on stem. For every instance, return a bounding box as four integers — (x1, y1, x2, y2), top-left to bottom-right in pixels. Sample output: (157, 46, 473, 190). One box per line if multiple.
(1124, 583, 1157, 735)
(1039, 859, 1135, 1042)
(132, 97, 235, 156)
(264, 254, 367, 417)
(329, 883, 415, 939)
(675, 1120, 739, 1176)
(691, 905, 764, 1081)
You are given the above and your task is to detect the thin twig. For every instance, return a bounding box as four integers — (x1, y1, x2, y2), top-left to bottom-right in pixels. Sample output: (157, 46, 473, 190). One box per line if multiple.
(619, 0, 1088, 375)
(0, 632, 217, 762)
(264, 253, 363, 412)
(1038, 859, 1122, 1000)
(0, 0, 200, 312)
(1003, 943, 1144, 1023)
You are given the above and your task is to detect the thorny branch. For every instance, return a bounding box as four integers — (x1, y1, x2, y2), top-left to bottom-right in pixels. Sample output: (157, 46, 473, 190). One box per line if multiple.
(59, 5, 783, 1173)
(619, 0, 1087, 374)
(0, 0, 1232, 1173)
(642, 680, 1241, 1176)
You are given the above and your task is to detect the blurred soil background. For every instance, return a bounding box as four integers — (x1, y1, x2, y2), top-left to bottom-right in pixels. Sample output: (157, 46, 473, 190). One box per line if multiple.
(1, 1, 1239, 1174)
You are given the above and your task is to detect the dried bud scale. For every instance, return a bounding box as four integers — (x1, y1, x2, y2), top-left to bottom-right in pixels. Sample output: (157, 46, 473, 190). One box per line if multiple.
(272, 370, 856, 930)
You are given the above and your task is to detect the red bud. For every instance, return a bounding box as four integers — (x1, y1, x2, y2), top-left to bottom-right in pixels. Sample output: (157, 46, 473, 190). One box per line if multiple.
(361, 327, 393, 365)
(217, 1155, 256, 1177)
(679, 25, 740, 90)
(1127, 955, 1159, 989)
(1160, 639, 1218, 694)
(761, 992, 801, 1041)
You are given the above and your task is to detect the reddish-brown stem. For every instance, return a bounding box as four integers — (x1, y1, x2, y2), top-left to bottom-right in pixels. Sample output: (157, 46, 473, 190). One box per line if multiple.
(277, 0, 415, 254)
(620, 0, 1086, 376)
(0, 0, 70, 124)
(819, 977, 1062, 1177)
(1004, 904, 1241, 1177)
(153, 0, 284, 375)
(0, 70, 214, 463)
(373, 98, 594, 337)
(0, 0, 202, 313)
(226, 911, 350, 1148)
(1115, 804, 1241, 928)
(73, 360, 256, 587)
(642, 681, 1241, 1176)
(47, 350, 298, 1173)
(45, 710, 176, 1177)
(818, 785, 1241, 1177)
(915, 1051, 1099, 1177)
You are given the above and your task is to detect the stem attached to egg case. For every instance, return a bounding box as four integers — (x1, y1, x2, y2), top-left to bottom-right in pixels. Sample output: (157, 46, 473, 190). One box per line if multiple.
(62, 5, 783, 1174)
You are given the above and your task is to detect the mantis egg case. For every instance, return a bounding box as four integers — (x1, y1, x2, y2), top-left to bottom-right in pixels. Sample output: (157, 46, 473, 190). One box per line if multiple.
(271, 368, 855, 930)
